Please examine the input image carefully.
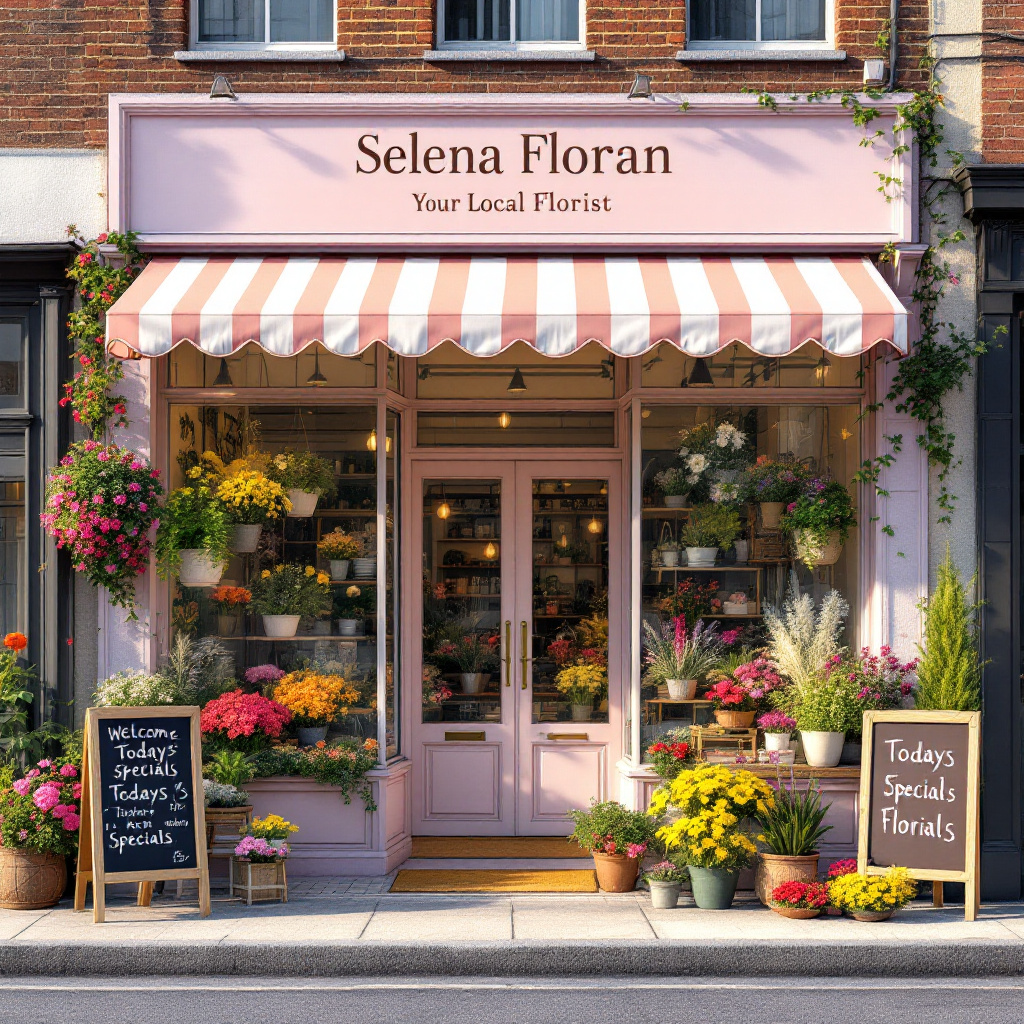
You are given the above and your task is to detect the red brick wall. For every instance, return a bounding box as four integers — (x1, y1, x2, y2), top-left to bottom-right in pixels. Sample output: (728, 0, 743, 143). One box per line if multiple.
(0, 0, 928, 149)
(982, 2, 1024, 160)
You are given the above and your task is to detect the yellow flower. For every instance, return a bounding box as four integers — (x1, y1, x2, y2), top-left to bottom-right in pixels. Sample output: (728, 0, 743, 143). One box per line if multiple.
(275, 564, 284, 573)
(305, 566, 316, 577)
(261, 569, 272, 579)
(346, 585, 361, 598)
(317, 573, 330, 585)
(187, 466, 202, 479)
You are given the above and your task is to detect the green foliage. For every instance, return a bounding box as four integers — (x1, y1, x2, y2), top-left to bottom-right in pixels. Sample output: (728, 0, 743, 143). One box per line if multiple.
(251, 564, 333, 618)
(203, 749, 256, 788)
(155, 481, 232, 576)
(267, 450, 337, 499)
(757, 783, 833, 856)
(684, 503, 742, 550)
(249, 739, 379, 809)
(915, 548, 983, 711)
(0, 647, 35, 757)
(780, 481, 857, 568)
(785, 671, 864, 735)
(568, 799, 658, 855)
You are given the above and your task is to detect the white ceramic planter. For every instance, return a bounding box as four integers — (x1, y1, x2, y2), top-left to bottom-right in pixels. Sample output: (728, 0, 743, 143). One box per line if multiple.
(262, 614, 301, 639)
(723, 602, 747, 615)
(329, 559, 350, 581)
(759, 502, 785, 530)
(230, 524, 262, 553)
(648, 880, 682, 909)
(800, 730, 845, 768)
(733, 539, 748, 564)
(287, 489, 320, 518)
(664, 495, 687, 508)
(178, 549, 224, 587)
(685, 546, 718, 568)
(764, 732, 792, 753)
(666, 679, 697, 700)
(337, 618, 360, 637)
(660, 549, 680, 568)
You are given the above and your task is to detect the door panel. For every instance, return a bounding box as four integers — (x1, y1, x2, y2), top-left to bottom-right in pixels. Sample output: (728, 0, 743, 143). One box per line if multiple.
(530, 742, 607, 820)
(423, 743, 504, 820)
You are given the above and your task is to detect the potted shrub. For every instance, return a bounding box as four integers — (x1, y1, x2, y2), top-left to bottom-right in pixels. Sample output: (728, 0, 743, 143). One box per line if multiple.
(703, 678, 759, 729)
(156, 478, 232, 588)
(769, 880, 831, 920)
(200, 689, 292, 753)
(676, 421, 752, 504)
(643, 615, 725, 700)
(268, 450, 336, 518)
(644, 860, 689, 909)
(680, 518, 718, 568)
(827, 863, 917, 922)
(683, 503, 742, 567)
(788, 659, 864, 768)
(651, 763, 775, 910)
(568, 799, 657, 893)
(318, 529, 361, 581)
(272, 669, 360, 746)
(335, 583, 373, 636)
(780, 479, 857, 569)
(758, 710, 797, 752)
(41, 440, 164, 616)
(754, 782, 833, 905)
(210, 585, 251, 637)
(653, 467, 691, 509)
(0, 756, 81, 910)
(251, 564, 332, 639)
(742, 456, 808, 530)
(216, 467, 291, 553)
(555, 660, 608, 722)
(646, 737, 691, 782)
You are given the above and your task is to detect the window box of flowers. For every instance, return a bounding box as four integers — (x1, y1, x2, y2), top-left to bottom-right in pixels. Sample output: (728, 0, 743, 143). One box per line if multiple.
(210, 586, 251, 637)
(318, 529, 361, 581)
(268, 450, 336, 518)
(643, 616, 724, 701)
(231, 835, 290, 904)
(650, 763, 775, 910)
(156, 476, 232, 588)
(780, 479, 857, 569)
(568, 799, 657, 893)
(215, 463, 291, 553)
(272, 669, 360, 746)
(644, 860, 688, 910)
(769, 880, 830, 920)
(742, 456, 809, 531)
(0, 757, 81, 910)
(827, 862, 917, 922)
(251, 564, 332, 639)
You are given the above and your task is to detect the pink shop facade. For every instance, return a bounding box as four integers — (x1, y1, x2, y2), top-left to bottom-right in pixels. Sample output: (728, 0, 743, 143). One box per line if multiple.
(100, 92, 926, 874)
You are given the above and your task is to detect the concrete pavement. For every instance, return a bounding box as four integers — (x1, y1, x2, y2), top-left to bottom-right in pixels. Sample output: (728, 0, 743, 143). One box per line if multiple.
(1, 880, 1024, 977)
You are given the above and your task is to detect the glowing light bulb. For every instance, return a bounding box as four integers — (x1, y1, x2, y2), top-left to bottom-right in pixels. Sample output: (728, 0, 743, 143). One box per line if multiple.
(587, 517, 602, 535)
(437, 502, 451, 520)
(498, 412, 512, 429)
(484, 542, 497, 560)
(367, 429, 377, 451)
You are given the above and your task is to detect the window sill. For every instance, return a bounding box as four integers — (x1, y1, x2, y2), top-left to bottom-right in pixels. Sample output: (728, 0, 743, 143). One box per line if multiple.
(174, 49, 346, 62)
(423, 48, 595, 62)
(675, 48, 846, 62)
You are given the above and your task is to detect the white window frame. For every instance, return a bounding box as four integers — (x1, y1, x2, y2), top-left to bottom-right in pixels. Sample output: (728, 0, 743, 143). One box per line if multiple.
(437, 0, 586, 51)
(685, 0, 833, 50)
(190, 0, 338, 51)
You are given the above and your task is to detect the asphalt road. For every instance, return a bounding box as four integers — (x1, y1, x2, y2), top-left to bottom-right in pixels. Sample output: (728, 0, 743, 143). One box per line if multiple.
(1, 977, 1023, 1024)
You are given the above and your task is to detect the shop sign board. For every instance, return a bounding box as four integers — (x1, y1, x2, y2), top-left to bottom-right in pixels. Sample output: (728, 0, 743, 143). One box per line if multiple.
(858, 710, 981, 921)
(109, 94, 915, 251)
(74, 706, 210, 923)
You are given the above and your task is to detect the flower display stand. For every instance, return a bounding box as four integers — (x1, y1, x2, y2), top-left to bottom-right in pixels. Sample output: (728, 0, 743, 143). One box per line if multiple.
(689, 724, 758, 761)
(230, 856, 288, 905)
(206, 806, 253, 860)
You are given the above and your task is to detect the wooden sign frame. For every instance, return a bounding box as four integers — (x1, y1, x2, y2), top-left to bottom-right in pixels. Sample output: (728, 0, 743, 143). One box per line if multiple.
(74, 706, 211, 923)
(857, 710, 981, 921)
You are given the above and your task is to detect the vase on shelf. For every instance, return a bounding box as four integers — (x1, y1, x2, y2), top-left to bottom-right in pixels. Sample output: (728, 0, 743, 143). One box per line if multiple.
(664, 495, 687, 509)
(733, 539, 748, 564)
(337, 618, 360, 637)
(217, 614, 241, 637)
(685, 547, 717, 568)
(666, 679, 696, 700)
(286, 489, 320, 518)
(460, 672, 486, 694)
(178, 549, 224, 588)
(262, 614, 300, 639)
(230, 524, 262, 553)
(329, 559, 350, 581)
(571, 703, 592, 722)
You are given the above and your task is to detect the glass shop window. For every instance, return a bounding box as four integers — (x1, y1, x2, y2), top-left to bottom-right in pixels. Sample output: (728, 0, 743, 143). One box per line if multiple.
(196, 0, 335, 44)
(637, 402, 860, 761)
(0, 318, 26, 409)
(440, 0, 581, 45)
(688, 0, 827, 45)
(0, 478, 26, 637)
(166, 344, 376, 389)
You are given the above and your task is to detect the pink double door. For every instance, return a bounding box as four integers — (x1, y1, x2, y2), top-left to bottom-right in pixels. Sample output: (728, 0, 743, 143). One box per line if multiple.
(409, 457, 624, 836)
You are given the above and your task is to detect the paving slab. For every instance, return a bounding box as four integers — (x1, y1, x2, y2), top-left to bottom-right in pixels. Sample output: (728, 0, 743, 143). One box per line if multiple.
(512, 898, 655, 940)
(358, 896, 513, 942)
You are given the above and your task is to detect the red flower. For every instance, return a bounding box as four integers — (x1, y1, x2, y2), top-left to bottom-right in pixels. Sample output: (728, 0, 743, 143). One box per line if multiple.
(3, 633, 27, 653)
(200, 689, 292, 740)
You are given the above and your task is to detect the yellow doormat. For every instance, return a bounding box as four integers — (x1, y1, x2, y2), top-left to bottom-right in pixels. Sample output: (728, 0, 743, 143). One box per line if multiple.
(410, 836, 589, 859)
(390, 869, 598, 893)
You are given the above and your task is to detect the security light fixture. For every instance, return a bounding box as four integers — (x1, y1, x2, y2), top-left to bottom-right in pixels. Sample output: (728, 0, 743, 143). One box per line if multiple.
(628, 73, 654, 101)
(209, 76, 237, 100)
(212, 358, 233, 387)
(507, 367, 527, 393)
(863, 59, 885, 88)
(306, 351, 328, 387)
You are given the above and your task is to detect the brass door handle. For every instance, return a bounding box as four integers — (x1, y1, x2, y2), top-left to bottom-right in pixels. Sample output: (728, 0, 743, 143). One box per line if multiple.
(504, 620, 511, 687)
(520, 620, 532, 690)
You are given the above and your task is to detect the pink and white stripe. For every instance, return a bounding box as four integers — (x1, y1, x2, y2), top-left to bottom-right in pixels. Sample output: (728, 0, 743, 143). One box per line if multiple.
(106, 255, 908, 358)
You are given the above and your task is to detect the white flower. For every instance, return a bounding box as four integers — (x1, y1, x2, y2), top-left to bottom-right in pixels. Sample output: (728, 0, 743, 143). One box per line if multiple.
(686, 453, 707, 475)
(678, 447, 689, 457)
(731, 430, 746, 450)
(686, 474, 700, 486)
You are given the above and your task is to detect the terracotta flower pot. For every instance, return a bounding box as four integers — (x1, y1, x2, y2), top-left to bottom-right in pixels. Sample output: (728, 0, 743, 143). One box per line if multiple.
(755, 851, 820, 906)
(715, 709, 755, 729)
(771, 905, 821, 920)
(850, 909, 895, 922)
(0, 847, 67, 910)
(592, 852, 639, 893)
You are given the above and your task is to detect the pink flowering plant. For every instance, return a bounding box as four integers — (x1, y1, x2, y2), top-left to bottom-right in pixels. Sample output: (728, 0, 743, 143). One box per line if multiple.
(200, 689, 292, 753)
(729, 658, 786, 713)
(847, 646, 919, 711)
(234, 835, 289, 863)
(243, 664, 287, 689)
(41, 440, 164, 615)
(757, 710, 797, 735)
(0, 758, 82, 856)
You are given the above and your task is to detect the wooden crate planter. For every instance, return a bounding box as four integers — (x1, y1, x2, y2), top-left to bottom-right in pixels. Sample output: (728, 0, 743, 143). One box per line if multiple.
(206, 805, 253, 860)
(230, 856, 288, 905)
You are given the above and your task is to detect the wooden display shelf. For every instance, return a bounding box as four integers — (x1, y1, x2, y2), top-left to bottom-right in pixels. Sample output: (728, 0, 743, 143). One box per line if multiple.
(534, 562, 605, 568)
(648, 565, 760, 573)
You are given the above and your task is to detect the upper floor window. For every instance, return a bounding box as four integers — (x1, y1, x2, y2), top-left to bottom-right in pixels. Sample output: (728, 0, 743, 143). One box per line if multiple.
(196, 0, 335, 46)
(689, 0, 827, 46)
(439, 0, 582, 47)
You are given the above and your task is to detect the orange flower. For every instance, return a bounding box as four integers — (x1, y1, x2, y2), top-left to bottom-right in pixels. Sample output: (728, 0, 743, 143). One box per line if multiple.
(4, 632, 27, 652)
(363, 737, 379, 752)
(315, 740, 327, 749)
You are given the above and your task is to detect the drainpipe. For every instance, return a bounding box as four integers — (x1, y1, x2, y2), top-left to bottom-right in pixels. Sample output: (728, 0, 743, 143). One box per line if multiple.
(887, 0, 900, 91)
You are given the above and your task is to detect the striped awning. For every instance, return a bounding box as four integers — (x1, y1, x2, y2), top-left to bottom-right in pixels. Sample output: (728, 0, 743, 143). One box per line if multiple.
(106, 255, 908, 359)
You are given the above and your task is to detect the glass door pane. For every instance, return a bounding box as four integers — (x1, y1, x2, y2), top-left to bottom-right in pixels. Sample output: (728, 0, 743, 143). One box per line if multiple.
(422, 480, 503, 724)
(530, 479, 609, 724)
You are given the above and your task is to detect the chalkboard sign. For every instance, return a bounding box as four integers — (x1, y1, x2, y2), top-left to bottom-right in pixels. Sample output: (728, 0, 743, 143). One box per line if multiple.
(75, 706, 210, 923)
(858, 710, 980, 921)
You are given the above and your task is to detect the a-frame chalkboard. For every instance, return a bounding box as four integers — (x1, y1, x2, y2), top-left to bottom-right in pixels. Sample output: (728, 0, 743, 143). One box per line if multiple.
(74, 706, 210, 923)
